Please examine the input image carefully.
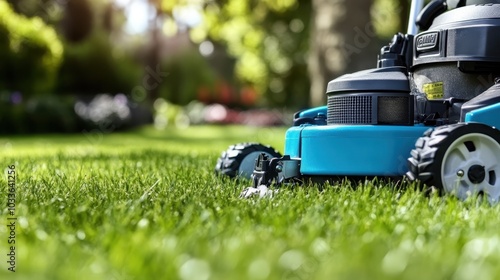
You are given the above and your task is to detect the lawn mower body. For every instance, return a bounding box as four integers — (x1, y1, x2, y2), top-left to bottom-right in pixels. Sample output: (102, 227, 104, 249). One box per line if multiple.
(285, 115, 429, 177)
(216, 1, 500, 202)
(286, 99, 500, 178)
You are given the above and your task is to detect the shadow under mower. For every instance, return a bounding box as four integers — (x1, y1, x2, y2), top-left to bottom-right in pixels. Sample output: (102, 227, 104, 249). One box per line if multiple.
(215, 0, 500, 203)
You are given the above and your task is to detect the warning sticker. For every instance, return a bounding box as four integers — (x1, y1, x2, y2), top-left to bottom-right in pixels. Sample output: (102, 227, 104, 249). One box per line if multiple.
(423, 82, 444, 100)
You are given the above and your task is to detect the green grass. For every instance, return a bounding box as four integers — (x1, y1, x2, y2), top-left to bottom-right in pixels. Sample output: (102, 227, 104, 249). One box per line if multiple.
(1, 125, 500, 280)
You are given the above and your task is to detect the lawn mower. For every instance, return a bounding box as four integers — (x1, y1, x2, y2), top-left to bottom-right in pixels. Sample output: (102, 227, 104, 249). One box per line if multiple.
(215, 0, 500, 203)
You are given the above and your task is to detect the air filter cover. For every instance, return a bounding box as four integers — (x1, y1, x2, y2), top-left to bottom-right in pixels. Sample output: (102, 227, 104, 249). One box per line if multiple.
(326, 67, 413, 125)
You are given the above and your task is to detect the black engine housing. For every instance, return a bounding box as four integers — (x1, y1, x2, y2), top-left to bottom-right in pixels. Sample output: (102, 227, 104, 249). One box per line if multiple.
(326, 67, 413, 125)
(412, 4, 500, 122)
(326, 4, 500, 126)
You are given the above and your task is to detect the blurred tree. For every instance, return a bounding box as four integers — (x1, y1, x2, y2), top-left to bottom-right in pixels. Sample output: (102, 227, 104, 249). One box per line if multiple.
(308, 0, 378, 106)
(56, 32, 141, 96)
(5, 0, 121, 37)
(146, 0, 165, 101)
(372, 0, 410, 38)
(5, 0, 66, 26)
(198, 0, 299, 89)
(167, 0, 406, 108)
(103, 2, 116, 32)
(40, 1, 143, 96)
(11, 0, 143, 97)
(194, 0, 411, 107)
(161, 49, 216, 106)
(62, 0, 94, 42)
(0, 0, 63, 95)
(398, 0, 411, 33)
(4, 0, 411, 109)
(186, 0, 311, 107)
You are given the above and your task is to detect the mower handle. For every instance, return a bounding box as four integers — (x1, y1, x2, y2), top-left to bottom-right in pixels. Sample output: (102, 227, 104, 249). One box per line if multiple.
(416, 0, 448, 31)
(408, 0, 426, 34)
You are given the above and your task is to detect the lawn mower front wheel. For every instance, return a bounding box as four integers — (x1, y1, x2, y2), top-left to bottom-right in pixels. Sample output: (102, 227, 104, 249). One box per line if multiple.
(407, 123, 500, 203)
(215, 143, 282, 179)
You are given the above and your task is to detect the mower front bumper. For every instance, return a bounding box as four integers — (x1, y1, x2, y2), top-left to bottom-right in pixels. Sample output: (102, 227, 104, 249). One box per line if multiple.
(285, 124, 429, 177)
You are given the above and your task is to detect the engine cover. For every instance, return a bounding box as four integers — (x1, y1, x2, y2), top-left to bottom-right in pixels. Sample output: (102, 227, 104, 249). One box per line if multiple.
(412, 4, 500, 102)
(326, 67, 413, 125)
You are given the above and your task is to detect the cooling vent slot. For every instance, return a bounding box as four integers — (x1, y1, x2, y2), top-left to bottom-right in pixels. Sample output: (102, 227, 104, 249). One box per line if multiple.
(327, 93, 412, 125)
(327, 95, 373, 124)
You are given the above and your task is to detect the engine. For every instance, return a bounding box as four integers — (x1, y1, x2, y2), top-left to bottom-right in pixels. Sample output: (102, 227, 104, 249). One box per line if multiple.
(326, 3, 500, 126)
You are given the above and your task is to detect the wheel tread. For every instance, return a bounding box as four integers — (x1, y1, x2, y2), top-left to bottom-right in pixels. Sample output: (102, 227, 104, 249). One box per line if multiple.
(215, 142, 282, 178)
(407, 123, 500, 197)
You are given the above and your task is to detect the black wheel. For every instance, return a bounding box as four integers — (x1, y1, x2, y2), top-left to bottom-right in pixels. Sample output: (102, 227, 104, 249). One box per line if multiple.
(215, 143, 282, 179)
(407, 123, 500, 203)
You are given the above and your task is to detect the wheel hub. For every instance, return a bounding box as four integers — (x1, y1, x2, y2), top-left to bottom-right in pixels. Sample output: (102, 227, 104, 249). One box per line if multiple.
(467, 164, 486, 184)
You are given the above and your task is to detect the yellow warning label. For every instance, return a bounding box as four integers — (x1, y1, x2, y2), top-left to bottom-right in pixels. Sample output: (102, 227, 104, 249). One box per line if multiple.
(423, 82, 444, 100)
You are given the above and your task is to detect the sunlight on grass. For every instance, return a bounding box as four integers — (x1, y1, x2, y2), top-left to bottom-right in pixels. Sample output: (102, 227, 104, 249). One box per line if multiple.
(0, 125, 287, 157)
(1, 125, 500, 279)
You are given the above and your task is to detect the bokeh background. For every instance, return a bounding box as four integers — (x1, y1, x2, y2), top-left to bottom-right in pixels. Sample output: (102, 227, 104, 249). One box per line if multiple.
(0, 0, 411, 134)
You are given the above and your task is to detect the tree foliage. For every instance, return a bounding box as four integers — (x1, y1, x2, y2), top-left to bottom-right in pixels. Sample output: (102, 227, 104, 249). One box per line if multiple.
(187, 0, 311, 107)
(5, 0, 65, 25)
(160, 49, 217, 106)
(373, 0, 408, 38)
(0, 0, 63, 95)
(56, 31, 142, 96)
(164, 0, 407, 108)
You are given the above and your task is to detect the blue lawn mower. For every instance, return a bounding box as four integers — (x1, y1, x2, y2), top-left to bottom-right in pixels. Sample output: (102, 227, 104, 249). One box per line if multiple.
(215, 0, 500, 203)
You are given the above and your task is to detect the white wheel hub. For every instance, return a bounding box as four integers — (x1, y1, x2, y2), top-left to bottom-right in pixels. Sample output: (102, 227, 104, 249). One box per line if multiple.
(441, 133, 500, 204)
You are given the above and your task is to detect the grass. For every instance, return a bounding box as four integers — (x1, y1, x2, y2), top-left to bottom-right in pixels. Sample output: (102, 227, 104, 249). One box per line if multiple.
(1, 125, 500, 280)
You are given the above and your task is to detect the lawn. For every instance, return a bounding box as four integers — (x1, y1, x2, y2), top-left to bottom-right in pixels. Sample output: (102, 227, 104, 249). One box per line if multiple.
(1, 125, 500, 280)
